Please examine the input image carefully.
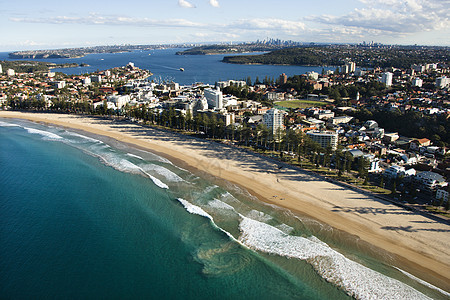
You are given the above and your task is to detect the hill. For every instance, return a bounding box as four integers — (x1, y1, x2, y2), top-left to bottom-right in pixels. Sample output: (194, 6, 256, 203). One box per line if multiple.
(222, 45, 450, 68)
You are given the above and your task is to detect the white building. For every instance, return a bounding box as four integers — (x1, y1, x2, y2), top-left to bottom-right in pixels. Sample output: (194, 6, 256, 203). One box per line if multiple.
(306, 130, 338, 150)
(107, 95, 131, 109)
(328, 116, 353, 125)
(7, 69, 15, 76)
(435, 76, 450, 89)
(204, 87, 223, 110)
(381, 72, 393, 87)
(82, 77, 91, 86)
(0, 64, 3, 74)
(222, 95, 238, 107)
(263, 108, 286, 135)
(383, 165, 406, 178)
(412, 77, 423, 87)
(53, 81, 66, 89)
(414, 171, 447, 191)
(216, 80, 246, 89)
(342, 62, 356, 74)
(306, 71, 319, 80)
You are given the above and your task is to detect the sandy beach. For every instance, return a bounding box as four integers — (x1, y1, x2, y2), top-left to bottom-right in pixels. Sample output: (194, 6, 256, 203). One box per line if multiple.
(1, 111, 449, 292)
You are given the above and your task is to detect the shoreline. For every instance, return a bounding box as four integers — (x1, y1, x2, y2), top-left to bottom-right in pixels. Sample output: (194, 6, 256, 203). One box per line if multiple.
(1, 111, 449, 293)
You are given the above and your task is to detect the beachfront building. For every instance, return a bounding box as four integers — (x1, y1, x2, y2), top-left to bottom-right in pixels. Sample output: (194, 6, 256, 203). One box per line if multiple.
(107, 94, 131, 109)
(263, 108, 286, 136)
(436, 188, 449, 204)
(204, 87, 223, 110)
(306, 130, 338, 150)
(414, 171, 447, 192)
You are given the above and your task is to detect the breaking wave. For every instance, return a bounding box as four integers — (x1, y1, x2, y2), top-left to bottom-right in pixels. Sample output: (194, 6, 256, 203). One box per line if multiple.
(238, 216, 430, 300)
(24, 127, 63, 140)
(0, 120, 20, 127)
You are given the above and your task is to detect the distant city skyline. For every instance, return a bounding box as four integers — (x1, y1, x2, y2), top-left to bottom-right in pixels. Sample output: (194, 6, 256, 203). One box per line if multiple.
(1, 0, 449, 51)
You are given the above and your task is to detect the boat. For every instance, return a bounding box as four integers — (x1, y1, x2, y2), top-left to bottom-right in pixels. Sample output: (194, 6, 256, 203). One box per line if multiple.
(179, 68, 184, 72)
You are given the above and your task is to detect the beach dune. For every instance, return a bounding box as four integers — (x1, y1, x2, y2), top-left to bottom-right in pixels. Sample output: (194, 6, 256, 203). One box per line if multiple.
(1, 111, 449, 292)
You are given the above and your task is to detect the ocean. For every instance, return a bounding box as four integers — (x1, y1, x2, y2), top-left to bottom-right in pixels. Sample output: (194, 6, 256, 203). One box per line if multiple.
(0, 48, 332, 85)
(1, 118, 447, 299)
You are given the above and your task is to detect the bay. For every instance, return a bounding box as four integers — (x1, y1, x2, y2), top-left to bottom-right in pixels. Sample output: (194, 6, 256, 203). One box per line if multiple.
(0, 48, 332, 85)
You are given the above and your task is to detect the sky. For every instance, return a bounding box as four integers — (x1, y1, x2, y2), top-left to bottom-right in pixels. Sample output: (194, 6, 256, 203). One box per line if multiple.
(1, 0, 449, 51)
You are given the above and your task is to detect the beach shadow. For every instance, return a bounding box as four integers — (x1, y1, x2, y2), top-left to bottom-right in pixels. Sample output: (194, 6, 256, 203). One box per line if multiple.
(381, 226, 450, 233)
(332, 205, 411, 216)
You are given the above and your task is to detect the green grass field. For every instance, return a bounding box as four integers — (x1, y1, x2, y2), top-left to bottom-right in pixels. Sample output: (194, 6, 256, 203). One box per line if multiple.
(275, 100, 327, 109)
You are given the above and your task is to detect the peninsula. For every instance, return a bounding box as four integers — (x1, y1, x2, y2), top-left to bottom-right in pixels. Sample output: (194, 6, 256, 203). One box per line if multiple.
(222, 45, 450, 69)
(9, 43, 201, 59)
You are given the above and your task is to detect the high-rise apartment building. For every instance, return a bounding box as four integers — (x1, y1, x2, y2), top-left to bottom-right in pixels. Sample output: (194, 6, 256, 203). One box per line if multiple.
(263, 108, 286, 135)
(381, 72, 393, 87)
(204, 87, 223, 110)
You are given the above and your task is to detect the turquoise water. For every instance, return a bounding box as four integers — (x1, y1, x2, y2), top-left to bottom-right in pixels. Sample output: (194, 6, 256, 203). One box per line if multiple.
(0, 49, 332, 85)
(0, 119, 447, 299)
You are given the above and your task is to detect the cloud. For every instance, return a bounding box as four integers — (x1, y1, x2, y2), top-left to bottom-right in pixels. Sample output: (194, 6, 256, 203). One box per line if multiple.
(310, 0, 449, 35)
(209, 0, 220, 7)
(178, 0, 196, 8)
(10, 14, 203, 28)
(230, 18, 306, 33)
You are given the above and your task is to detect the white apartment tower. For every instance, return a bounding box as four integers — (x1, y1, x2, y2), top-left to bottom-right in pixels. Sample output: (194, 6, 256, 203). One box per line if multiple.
(204, 87, 223, 110)
(381, 72, 393, 87)
(263, 108, 286, 135)
(0, 64, 2, 74)
(436, 76, 450, 89)
(412, 77, 423, 87)
(306, 130, 338, 150)
(342, 62, 356, 73)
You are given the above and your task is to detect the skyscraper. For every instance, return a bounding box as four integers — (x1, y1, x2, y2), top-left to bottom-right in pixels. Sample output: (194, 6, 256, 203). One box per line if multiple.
(263, 108, 286, 136)
(381, 72, 393, 87)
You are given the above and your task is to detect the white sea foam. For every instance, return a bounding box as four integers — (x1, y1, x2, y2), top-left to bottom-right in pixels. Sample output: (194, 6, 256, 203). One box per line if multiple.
(208, 199, 235, 211)
(146, 173, 169, 189)
(65, 131, 104, 144)
(238, 216, 430, 300)
(139, 164, 184, 182)
(126, 153, 144, 160)
(133, 149, 173, 164)
(395, 267, 450, 298)
(246, 210, 273, 222)
(24, 127, 63, 140)
(178, 198, 214, 220)
(178, 199, 238, 242)
(275, 223, 294, 234)
(0, 120, 20, 127)
(204, 185, 219, 194)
